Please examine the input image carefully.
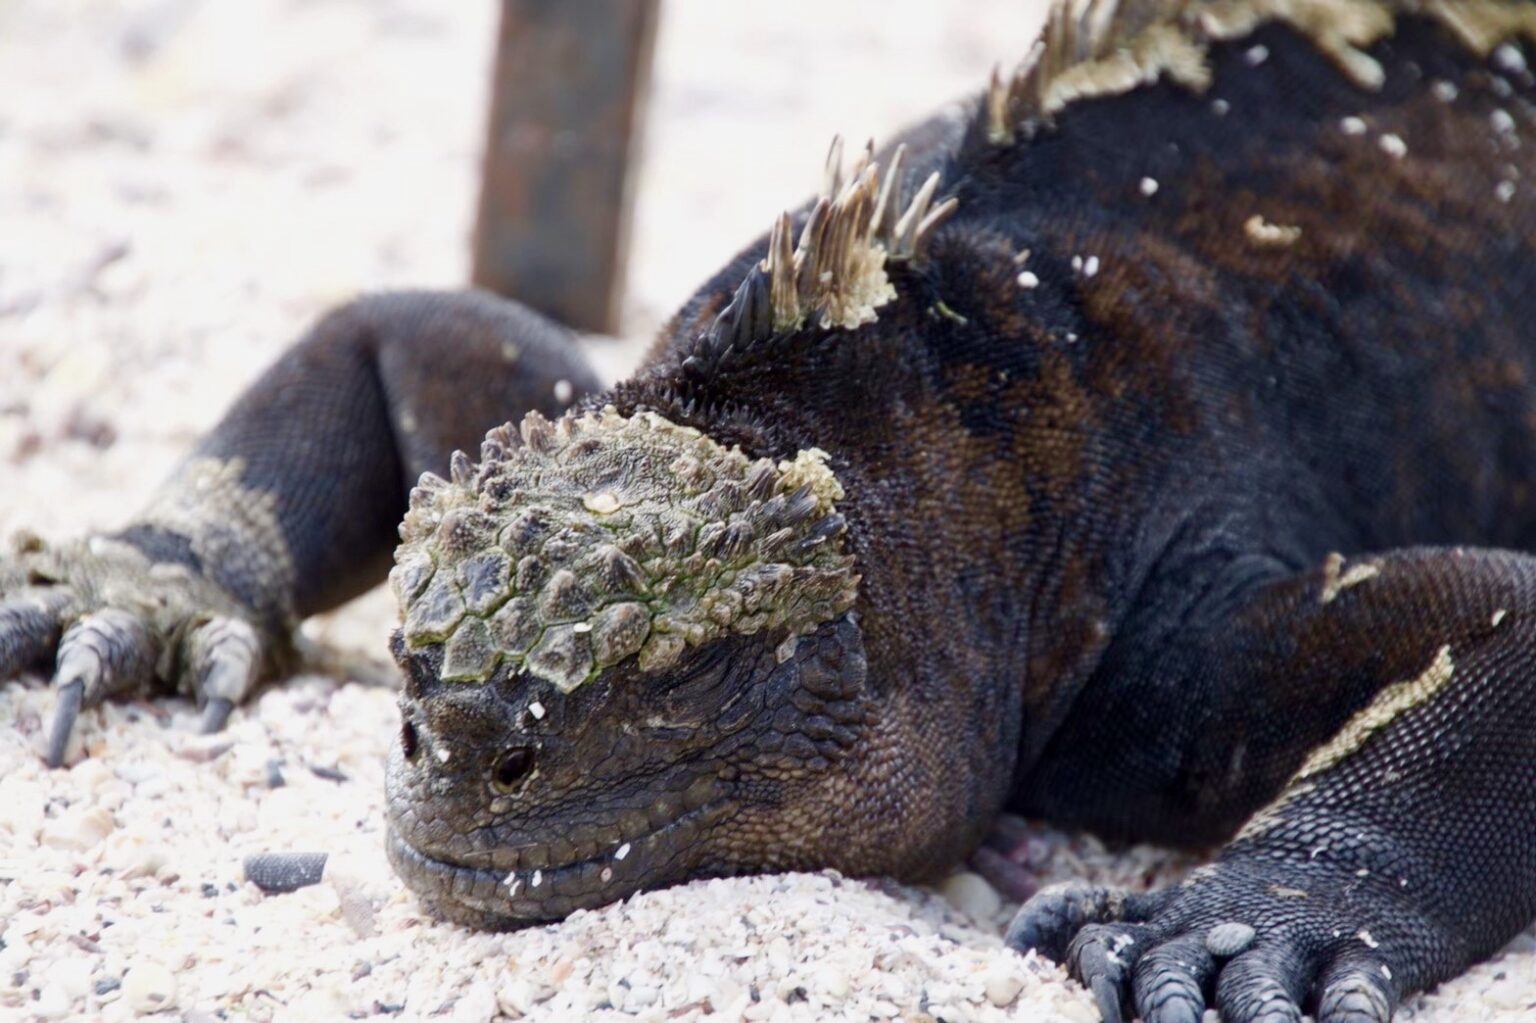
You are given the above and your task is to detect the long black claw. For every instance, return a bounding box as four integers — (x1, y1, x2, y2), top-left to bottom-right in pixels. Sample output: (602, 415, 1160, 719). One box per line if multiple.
(44, 609, 157, 767)
(46, 678, 84, 768)
(1091, 974, 1125, 1023)
(200, 696, 236, 734)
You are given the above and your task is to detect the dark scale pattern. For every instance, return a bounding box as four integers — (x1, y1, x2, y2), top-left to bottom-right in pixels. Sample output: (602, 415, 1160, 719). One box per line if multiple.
(4, 8, 1536, 1022)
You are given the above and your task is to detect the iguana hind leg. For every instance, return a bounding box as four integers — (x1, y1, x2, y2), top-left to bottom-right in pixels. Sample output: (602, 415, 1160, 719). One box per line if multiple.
(1008, 547, 1536, 1023)
(0, 289, 600, 763)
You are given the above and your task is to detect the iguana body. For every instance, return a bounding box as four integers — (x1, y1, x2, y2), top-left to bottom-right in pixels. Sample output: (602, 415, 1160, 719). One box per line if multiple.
(5, 3, 1536, 1021)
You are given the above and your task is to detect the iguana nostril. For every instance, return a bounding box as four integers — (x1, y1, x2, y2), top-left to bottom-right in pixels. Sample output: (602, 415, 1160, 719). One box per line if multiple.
(492, 746, 535, 792)
(400, 719, 419, 760)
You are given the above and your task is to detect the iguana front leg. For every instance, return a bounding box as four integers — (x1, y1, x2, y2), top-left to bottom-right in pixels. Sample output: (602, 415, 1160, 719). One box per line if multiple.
(0, 290, 600, 764)
(1008, 548, 1536, 1023)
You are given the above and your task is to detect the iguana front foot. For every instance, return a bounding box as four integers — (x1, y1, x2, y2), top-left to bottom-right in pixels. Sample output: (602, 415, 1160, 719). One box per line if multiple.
(1006, 856, 1422, 1023)
(0, 531, 286, 765)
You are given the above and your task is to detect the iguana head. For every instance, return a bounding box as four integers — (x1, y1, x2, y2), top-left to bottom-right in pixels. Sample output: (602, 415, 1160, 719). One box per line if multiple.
(383, 407, 871, 928)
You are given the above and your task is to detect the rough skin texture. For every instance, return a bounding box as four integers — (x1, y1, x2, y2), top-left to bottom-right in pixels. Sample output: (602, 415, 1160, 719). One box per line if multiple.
(4, 4, 1536, 1022)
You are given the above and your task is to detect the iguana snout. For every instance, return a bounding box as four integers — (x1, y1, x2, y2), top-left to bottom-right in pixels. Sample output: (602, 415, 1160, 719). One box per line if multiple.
(383, 615, 873, 928)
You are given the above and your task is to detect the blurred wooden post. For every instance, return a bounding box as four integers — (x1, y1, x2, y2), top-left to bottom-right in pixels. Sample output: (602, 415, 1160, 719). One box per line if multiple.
(471, 0, 659, 334)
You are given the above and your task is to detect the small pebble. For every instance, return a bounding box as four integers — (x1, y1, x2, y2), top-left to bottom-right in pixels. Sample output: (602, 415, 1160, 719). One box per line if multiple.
(939, 871, 1001, 923)
(982, 961, 1026, 1007)
(244, 851, 329, 893)
(121, 962, 177, 1014)
(327, 856, 381, 939)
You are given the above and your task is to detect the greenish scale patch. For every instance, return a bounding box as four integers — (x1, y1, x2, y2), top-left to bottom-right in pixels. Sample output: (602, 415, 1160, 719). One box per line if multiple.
(391, 407, 859, 691)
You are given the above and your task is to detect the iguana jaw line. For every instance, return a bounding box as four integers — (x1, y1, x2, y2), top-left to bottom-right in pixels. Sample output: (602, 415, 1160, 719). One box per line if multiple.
(385, 798, 733, 929)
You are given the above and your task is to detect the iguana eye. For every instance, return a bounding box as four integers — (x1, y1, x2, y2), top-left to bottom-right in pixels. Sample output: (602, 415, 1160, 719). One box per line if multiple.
(400, 720, 420, 761)
(491, 746, 536, 793)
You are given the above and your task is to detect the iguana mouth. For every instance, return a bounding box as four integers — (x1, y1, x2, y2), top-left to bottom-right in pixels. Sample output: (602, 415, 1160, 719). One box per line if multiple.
(385, 799, 733, 929)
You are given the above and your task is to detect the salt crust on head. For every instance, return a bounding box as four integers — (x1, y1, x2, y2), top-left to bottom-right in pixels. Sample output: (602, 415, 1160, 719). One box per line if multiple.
(392, 408, 859, 692)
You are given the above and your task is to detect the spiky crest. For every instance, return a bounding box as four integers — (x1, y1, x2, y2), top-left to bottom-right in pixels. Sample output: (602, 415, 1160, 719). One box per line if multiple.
(691, 0, 1535, 382)
(699, 137, 959, 362)
(985, 0, 1536, 145)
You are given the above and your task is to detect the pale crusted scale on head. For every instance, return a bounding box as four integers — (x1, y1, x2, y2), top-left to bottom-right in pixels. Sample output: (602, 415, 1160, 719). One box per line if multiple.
(393, 407, 859, 689)
(985, 0, 1536, 144)
(441, 616, 497, 682)
(457, 549, 512, 615)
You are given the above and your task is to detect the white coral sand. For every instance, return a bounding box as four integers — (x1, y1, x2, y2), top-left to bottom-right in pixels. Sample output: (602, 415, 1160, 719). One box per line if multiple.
(1, 2, 1533, 1020)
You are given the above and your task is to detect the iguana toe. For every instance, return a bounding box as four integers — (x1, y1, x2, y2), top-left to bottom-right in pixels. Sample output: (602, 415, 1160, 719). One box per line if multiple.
(1131, 932, 1213, 1023)
(0, 592, 69, 678)
(1213, 949, 1307, 1022)
(1314, 961, 1395, 1023)
(1066, 921, 1152, 1023)
(186, 616, 263, 732)
(45, 608, 158, 766)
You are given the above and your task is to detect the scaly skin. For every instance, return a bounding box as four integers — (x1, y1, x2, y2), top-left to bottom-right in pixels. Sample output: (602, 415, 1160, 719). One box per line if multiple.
(0, 291, 598, 762)
(5, 6, 1536, 1022)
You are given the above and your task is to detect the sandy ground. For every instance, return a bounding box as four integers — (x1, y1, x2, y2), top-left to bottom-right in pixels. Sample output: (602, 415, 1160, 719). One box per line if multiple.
(1, 1, 1535, 1020)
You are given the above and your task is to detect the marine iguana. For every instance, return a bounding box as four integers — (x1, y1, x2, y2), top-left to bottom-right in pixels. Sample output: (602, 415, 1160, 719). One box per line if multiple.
(5, 1, 1536, 1020)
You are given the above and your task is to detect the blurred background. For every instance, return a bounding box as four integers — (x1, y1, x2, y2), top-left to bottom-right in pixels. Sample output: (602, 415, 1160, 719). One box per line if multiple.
(0, 0, 1044, 635)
